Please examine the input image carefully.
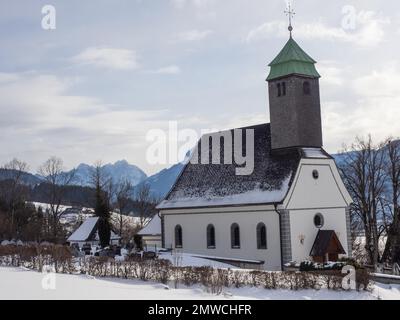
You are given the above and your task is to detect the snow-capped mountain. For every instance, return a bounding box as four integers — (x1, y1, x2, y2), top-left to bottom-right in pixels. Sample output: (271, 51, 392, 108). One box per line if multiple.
(136, 163, 185, 200)
(70, 160, 148, 187)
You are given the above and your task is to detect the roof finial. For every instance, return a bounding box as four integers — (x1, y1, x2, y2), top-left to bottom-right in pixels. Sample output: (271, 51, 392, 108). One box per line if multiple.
(284, 1, 296, 38)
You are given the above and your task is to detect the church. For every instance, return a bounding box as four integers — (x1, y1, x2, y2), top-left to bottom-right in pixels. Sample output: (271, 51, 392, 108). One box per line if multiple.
(157, 20, 353, 270)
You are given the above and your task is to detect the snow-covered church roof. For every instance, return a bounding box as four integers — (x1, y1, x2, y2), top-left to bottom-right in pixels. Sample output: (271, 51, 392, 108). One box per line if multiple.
(67, 217, 120, 242)
(158, 123, 329, 210)
(137, 215, 161, 236)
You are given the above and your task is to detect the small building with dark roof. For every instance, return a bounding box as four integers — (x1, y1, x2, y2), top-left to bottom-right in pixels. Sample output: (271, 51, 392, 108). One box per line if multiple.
(158, 31, 352, 270)
(310, 230, 346, 263)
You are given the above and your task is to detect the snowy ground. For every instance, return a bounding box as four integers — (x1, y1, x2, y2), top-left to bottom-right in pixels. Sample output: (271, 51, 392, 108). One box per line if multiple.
(158, 252, 235, 269)
(1, 267, 400, 300)
(31, 202, 140, 226)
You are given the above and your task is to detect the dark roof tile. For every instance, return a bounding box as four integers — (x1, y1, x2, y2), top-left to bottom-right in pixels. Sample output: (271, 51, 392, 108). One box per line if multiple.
(158, 123, 302, 209)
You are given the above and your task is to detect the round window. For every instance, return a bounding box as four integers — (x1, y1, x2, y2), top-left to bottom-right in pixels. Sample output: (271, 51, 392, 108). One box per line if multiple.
(312, 170, 319, 180)
(314, 213, 324, 228)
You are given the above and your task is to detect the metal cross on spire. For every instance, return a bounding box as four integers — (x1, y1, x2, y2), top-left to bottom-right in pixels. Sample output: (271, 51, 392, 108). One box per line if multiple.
(284, 2, 296, 38)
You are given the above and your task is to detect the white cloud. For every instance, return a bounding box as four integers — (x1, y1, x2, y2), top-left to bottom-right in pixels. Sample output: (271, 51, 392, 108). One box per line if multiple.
(176, 29, 213, 42)
(323, 64, 400, 152)
(353, 63, 400, 97)
(318, 61, 343, 86)
(246, 11, 390, 47)
(170, 0, 186, 8)
(170, 0, 214, 9)
(149, 65, 181, 75)
(246, 21, 284, 43)
(0, 72, 20, 84)
(0, 71, 168, 171)
(72, 47, 139, 70)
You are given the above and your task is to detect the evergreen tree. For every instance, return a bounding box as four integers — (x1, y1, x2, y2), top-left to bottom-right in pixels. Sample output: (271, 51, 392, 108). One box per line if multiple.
(92, 163, 111, 248)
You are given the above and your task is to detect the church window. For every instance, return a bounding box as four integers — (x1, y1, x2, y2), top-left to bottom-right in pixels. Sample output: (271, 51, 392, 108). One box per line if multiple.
(314, 213, 324, 229)
(231, 223, 240, 249)
(175, 225, 183, 248)
(303, 81, 311, 95)
(257, 223, 267, 249)
(282, 82, 286, 96)
(207, 224, 216, 248)
(277, 83, 281, 97)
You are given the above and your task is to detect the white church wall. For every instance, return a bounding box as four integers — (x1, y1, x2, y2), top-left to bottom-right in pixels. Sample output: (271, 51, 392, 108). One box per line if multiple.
(284, 159, 352, 210)
(289, 208, 349, 263)
(283, 158, 351, 262)
(163, 209, 282, 270)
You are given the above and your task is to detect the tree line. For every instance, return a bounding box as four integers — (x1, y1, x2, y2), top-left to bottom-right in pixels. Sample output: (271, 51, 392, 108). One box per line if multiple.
(339, 136, 400, 268)
(0, 157, 159, 247)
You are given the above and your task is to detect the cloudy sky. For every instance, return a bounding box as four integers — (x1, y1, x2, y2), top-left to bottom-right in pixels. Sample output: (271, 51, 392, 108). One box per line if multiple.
(1, 0, 399, 175)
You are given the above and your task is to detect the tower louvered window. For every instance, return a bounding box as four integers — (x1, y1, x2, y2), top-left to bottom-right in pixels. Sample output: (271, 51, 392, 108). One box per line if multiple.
(303, 81, 311, 95)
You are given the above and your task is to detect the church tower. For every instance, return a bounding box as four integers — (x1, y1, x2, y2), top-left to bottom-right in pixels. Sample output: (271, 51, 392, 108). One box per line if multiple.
(267, 7, 323, 151)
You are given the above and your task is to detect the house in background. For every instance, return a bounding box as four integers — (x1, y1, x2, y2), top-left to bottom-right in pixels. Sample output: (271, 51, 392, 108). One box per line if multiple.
(137, 215, 162, 251)
(67, 217, 120, 248)
(157, 32, 353, 270)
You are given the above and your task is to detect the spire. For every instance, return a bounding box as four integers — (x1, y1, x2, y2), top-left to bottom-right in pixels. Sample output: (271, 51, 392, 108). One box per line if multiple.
(266, 37, 320, 81)
(266, 3, 320, 82)
(284, 2, 295, 38)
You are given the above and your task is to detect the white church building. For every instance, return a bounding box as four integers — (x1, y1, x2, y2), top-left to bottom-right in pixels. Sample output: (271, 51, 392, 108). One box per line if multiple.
(157, 32, 353, 270)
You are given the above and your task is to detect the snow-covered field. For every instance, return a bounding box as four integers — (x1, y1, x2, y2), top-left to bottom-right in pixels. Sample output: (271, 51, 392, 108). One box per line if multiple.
(31, 202, 140, 227)
(1, 267, 400, 300)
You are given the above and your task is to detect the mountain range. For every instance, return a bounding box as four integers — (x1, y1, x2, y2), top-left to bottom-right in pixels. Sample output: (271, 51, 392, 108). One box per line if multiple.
(69, 160, 148, 187)
(1, 147, 380, 201)
(0, 160, 184, 200)
(0, 168, 42, 186)
(136, 163, 184, 200)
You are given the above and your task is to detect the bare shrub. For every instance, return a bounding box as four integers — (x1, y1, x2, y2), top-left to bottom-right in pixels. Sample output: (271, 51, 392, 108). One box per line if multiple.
(0, 245, 371, 292)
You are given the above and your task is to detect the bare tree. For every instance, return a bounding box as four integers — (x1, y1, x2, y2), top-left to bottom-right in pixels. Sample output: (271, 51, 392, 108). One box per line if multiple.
(339, 136, 387, 269)
(112, 179, 134, 240)
(381, 139, 400, 263)
(136, 184, 157, 229)
(38, 157, 75, 242)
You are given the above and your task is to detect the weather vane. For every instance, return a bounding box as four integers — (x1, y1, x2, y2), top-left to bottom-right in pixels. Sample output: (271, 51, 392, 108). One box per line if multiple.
(284, 2, 296, 37)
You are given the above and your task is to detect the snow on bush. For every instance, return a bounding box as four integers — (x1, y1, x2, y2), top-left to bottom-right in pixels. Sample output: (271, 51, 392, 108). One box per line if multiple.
(0, 245, 371, 293)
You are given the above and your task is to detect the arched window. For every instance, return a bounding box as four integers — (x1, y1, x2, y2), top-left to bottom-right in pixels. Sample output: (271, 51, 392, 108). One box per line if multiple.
(277, 83, 281, 97)
(207, 224, 216, 248)
(303, 81, 311, 95)
(257, 223, 267, 249)
(175, 225, 183, 248)
(282, 82, 286, 96)
(231, 223, 240, 249)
